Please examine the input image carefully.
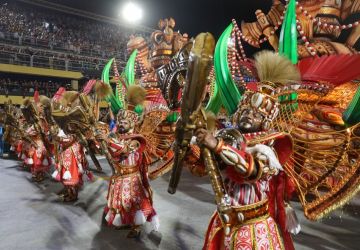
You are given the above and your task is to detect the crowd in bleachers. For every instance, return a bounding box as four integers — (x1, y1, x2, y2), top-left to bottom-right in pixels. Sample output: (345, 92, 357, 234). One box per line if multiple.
(0, 43, 110, 71)
(0, 2, 149, 72)
(0, 78, 67, 97)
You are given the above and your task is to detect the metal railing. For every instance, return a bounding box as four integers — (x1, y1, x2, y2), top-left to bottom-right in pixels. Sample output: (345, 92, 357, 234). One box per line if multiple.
(0, 42, 128, 72)
(0, 50, 105, 71)
(0, 31, 128, 60)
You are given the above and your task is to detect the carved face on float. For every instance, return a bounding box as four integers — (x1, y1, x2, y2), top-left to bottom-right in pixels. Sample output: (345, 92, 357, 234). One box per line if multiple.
(237, 107, 265, 133)
(234, 89, 279, 133)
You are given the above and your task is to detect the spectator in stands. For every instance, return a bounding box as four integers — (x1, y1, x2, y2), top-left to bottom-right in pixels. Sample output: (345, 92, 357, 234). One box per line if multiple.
(0, 2, 139, 60)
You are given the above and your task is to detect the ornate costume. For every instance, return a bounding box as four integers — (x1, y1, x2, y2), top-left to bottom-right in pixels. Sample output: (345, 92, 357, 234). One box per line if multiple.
(201, 82, 296, 250)
(23, 124, 52, 181)
(52, 129, 90, 201)
(21, 96, 53, 182)
(169, 30, 360, 248)
(101, 109, 159, 237)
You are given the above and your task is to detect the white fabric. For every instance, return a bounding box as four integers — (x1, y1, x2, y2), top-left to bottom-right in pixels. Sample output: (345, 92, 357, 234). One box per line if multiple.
(42, 158, 48, 166)
(51, 170, 59, 179)
(104, 210, 112, 222)
(286, 204, 301, 235)
(57, 129, 66, 137)
(150, 215, 160, 231)
(78, 163, 84, 174)
(63, 170, 72, 180)
(112, 213, 122, 227)
(25, 158, 33, 165)
(134, 210, 146, 225)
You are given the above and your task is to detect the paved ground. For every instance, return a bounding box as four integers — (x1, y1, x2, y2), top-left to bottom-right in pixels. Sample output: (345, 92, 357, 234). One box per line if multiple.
(0, 156, 359, 250)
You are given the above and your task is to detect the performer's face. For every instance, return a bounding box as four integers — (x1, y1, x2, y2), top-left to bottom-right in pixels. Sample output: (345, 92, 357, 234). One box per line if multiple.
(118, 119, 131, 134)
(237, 108, 264, 133)
(37, 104, 44, 114)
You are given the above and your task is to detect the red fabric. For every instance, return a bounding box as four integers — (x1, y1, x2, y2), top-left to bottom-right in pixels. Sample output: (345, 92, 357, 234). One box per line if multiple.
(16, 141, 23, 154)
(268, 173, 295, 250)
(268, 134, 296, 250)
(298, 54, 360, 85)
(273, 135, 293, 165)
(203, 213, 222, 250)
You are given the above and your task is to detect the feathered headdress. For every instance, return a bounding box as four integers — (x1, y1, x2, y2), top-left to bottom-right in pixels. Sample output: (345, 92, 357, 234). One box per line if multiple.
(254, 50, 300, 85)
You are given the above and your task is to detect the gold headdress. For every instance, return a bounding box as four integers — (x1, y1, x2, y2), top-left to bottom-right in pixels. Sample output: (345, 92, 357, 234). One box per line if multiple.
(233, 51, 301, 130)
(116, 85, 147, 128)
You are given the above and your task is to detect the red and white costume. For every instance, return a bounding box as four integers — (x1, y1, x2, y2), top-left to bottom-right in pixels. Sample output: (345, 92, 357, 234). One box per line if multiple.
(104, 134, 159, 230)
(203, 132, 294, 250)
(52, 130, 90, 187)
(22, 125, 52, 177)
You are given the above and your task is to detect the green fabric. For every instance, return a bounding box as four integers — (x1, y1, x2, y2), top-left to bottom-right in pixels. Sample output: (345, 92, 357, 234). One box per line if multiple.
(214, 23, 242, 115)
(125, 50, 138, 86)
(279, 0, 298, 64)
(343, 86, 360, 125)
(101, 58, 123, 114)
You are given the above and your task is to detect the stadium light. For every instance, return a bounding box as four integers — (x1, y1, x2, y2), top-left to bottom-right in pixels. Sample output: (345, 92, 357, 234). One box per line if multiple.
(121, 2, 143, 23)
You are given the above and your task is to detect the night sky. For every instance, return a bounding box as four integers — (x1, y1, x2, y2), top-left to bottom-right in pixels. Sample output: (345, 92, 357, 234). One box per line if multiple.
(40, 0, 273, 38)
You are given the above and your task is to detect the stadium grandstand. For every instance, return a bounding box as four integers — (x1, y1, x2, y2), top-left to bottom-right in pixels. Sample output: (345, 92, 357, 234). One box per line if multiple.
(0, 0, 151, 105)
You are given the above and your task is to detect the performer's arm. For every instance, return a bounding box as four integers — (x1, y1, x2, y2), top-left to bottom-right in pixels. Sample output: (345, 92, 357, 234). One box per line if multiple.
(213, 138, 257, 179)
(195, 128, 281, 180)
(214, 139, 282, 180)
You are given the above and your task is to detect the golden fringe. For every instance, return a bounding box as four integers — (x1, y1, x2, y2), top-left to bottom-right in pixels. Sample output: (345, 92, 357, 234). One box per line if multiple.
(127, 85, 146, 106)
(254, 50, 300, 85)
(305, 169, 360, 221)
(94, 81, 113, 99)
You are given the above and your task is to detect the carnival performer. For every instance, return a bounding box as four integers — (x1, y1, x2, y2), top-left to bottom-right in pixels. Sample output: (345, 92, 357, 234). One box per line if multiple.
(21, 96, 53, 182)
(46, 88, 91, 201)
(193, 51, 300, 250)
(51, 128, 91, 201)
(96, 86, 159, 238)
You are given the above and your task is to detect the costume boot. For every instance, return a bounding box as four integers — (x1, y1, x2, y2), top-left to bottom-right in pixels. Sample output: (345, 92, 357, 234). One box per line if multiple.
(127, 225, 141, 238)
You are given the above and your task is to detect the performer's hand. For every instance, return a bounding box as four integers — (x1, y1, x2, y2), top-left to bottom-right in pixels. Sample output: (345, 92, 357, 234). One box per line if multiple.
(195, 128, 218, 150)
